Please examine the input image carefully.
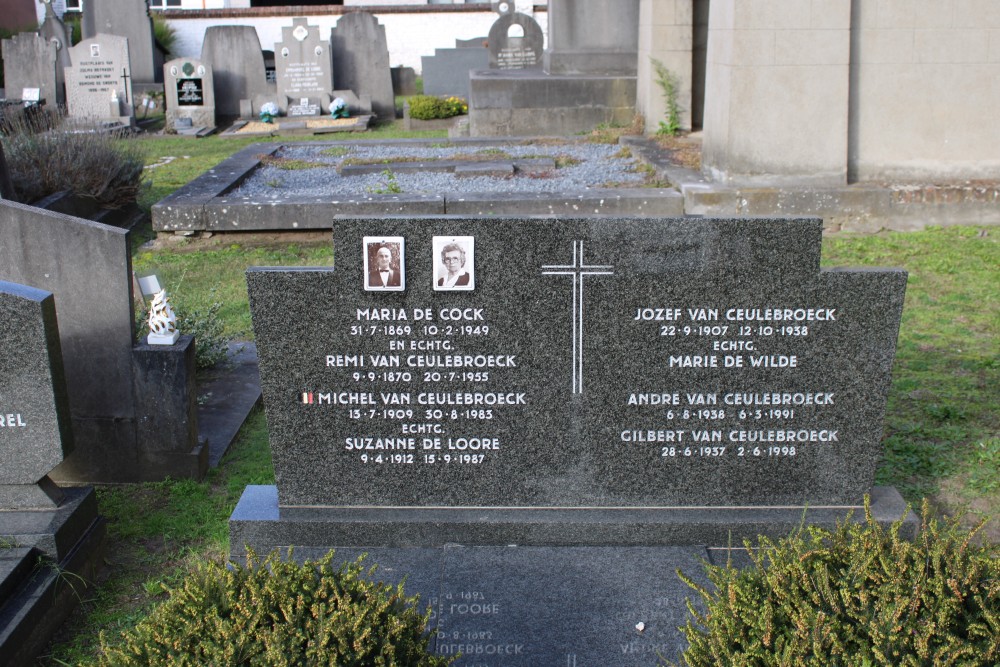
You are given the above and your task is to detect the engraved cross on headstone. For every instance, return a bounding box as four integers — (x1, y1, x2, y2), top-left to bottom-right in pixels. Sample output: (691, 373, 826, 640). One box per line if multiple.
(541, 240, 613, 394)
(119, 67, 131, 104)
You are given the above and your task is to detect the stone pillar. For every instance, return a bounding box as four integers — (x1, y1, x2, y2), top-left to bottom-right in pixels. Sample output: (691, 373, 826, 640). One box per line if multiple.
(544, 0, 641, 75)
(701, 0, 852, 185)
(637, 0, 694, 133)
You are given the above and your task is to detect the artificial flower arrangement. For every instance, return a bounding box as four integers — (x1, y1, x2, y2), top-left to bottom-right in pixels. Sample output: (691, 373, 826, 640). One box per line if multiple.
(259, 101, 280, 123)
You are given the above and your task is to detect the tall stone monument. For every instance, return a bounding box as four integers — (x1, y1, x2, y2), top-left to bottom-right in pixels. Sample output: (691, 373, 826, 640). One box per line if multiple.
(0, 33, 57, 105)
(81, 0, 160, 86)
(231, 216, 911, 664)
(38, 0, 72, 105)
(273, 17, 334, 117)
(329, 12, 395, 121)
(201, 25, 272, 119)
(0, 280, 105, 665)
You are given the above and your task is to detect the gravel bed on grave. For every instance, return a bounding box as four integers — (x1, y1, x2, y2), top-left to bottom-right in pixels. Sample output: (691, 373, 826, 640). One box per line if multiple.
(234, 142, 646, 198)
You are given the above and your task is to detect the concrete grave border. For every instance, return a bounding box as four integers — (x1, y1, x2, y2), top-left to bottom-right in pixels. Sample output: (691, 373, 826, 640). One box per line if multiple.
(151, 138, 684, 233)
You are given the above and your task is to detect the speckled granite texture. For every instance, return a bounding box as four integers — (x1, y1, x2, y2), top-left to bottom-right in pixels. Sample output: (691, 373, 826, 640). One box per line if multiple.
(245, 217, 907, 509)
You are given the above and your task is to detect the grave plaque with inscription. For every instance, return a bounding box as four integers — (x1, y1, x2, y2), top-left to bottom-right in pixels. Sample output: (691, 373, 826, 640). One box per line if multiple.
(487, 12, 543, 70)
(164, 58, 216, 131)
(64, 34, 133, 121)
(244, 216, 906, 514)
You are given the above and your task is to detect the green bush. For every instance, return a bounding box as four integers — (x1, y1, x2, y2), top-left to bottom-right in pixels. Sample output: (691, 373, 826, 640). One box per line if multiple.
(407, 95, 467, 121)
(675, 499, 999, 666)
(1, 116, 145, 209)
(151, 13, 178, 58)
(94, 549, 452, 666)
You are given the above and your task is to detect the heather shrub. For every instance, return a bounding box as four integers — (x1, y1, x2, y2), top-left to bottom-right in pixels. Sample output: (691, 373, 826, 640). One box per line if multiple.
(674, 499, 999, 666)
(1, 115, 145, 209)
(407, 95, 467, 120)
(94, 549, 451, 666)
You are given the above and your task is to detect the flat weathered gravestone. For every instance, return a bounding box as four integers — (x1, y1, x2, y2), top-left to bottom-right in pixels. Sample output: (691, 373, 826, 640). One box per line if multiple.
(231, 216, 908, 664)
(488, 12, 544, 70)
(82, 0, 159, 84)
(0, 281, 72, 509)
(274, 17, 334, 116)
(201, 26, 271, 119)
(64, 34, 134, 123)
(329, 12, 395, 121)
(1, 34, 58, 107)
(164, 57, 216, 132)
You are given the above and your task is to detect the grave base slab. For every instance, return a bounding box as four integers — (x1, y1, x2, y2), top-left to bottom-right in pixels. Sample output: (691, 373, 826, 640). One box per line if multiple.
(230, 484, 915, 553)
(0, 490, 105, 667)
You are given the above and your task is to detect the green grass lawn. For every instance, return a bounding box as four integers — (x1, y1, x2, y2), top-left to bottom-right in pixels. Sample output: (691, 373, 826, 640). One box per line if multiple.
(37, 130, 1000, 664)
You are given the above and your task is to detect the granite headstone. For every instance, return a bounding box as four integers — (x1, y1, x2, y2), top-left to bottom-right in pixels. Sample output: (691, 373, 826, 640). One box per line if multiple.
(329, 12, 395, 121)
(64, 34, 134, 123)
(0, 277, 106, 666)
(164, 57, 215, 131)
(201, 26, 271, 118)
(1, 33, 58, 107)
(487, 12, 543, 70)
(274, 17, 334, 116)
(0, 281, 72, 509)
(233, 215, 909, 666)
(241, 216, 906, 514)
(81, 0, 160, 84)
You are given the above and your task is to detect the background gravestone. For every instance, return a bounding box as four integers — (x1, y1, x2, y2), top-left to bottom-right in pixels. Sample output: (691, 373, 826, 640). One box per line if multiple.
(421, 46, 488, 99)
(544, 0, 640, 75)
(0, 200, 205, 483)
(64, 34, 134, 123)
(273, 17, 334, 116)
(39, 0, 71, 105)
(81, 0, 160, 85)
(163, 57, 215, 132)
(0, 281, 72, 509)
(201, 26, 272, 119)
(1, 34, 58, 106)
(329, 12, 395, 121)
(487, 12, 543, 70)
